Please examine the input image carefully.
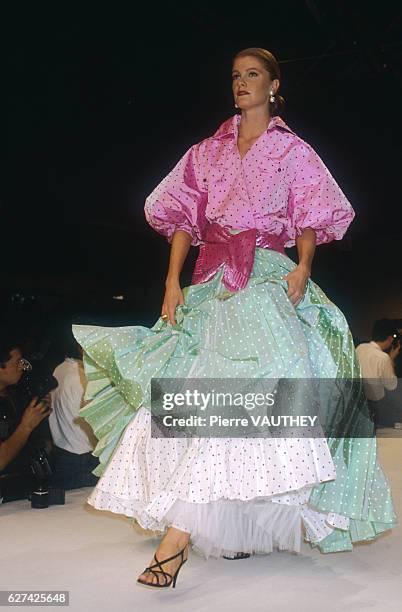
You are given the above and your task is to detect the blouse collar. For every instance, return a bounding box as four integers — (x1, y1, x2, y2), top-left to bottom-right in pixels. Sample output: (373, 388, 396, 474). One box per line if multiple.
(212, 114, 296, 140)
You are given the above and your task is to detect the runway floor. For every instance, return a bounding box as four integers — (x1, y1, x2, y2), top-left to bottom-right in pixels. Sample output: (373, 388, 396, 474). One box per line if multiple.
(1, 433, 401, 612)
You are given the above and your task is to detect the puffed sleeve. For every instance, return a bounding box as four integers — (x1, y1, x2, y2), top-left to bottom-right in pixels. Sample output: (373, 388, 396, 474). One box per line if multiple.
(144, 143, 208, 246)
(285, 142, 355, 248)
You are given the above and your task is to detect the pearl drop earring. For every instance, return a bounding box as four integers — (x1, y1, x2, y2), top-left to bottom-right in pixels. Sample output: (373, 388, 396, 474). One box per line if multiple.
(269, 92, 275, 103)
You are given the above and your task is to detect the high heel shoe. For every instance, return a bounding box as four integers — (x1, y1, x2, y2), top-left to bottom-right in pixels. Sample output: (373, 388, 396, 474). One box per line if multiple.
(137, 545, 188, 588)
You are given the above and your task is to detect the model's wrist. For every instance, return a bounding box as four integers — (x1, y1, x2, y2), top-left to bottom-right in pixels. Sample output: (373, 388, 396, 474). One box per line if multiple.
(165, 274, 180, 287)
(297, 262, 311, 275)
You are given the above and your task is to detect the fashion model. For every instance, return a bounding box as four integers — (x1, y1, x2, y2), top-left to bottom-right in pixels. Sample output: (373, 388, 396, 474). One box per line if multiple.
(73, 48, 397, 589)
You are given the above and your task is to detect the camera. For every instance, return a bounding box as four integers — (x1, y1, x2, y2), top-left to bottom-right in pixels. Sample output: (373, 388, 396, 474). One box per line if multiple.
(391, 332, 401, 350)
(18, 369, 58, 407)
(29, 447, 65, 508)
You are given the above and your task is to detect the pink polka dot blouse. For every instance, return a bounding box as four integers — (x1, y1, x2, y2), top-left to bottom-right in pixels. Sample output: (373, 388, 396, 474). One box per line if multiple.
(144, 114, 355, 248)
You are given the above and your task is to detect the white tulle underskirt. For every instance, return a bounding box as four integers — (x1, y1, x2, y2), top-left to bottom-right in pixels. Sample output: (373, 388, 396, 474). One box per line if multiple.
(87, 486, 349, 559)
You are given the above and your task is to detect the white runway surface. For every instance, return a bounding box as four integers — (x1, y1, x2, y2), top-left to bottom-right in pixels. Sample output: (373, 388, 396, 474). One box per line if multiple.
(1, 434, 401, 612)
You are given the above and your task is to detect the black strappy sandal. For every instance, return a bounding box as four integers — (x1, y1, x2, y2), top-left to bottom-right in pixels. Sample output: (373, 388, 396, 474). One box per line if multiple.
(222, 552, 251, 560)
(137, 545, 188, 588)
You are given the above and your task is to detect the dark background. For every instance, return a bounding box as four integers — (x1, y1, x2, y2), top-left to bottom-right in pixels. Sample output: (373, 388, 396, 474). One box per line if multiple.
(2, 0, 402, 343)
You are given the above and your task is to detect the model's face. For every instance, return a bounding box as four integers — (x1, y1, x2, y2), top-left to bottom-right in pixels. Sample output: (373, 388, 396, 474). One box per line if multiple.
(232, 55, 279, 111)
(0, 348, 24, 387)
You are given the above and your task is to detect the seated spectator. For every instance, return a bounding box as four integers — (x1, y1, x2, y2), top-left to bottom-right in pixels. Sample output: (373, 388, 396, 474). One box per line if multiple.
(49, 333, 99, 490)
(0, 332, 52, 502)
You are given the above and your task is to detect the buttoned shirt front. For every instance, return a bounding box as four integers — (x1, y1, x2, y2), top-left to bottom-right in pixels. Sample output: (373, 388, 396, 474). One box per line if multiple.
(144, 114, 355, 249)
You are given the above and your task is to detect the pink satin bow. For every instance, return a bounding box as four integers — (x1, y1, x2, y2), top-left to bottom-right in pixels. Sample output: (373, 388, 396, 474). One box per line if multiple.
(191, 223, 286, 292)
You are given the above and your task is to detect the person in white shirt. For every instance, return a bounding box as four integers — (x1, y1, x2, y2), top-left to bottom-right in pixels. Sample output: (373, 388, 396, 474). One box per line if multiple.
(49, 336, 98, 489)
(356, 319, 400, 427)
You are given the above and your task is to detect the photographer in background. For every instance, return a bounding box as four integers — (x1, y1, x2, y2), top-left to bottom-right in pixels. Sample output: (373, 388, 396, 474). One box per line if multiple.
(356, 319, 401, 428)
(0, 332, 52, 501)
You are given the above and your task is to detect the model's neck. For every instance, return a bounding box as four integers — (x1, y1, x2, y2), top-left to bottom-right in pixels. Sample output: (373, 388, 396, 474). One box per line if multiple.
(239, 108, 271, 139)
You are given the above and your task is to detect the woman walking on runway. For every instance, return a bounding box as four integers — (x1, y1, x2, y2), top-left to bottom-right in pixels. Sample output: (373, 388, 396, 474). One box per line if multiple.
(73, 48, 397, 588)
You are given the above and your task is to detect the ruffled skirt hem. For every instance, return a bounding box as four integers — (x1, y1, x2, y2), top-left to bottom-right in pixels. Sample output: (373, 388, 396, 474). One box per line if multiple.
(86, 482, 352, 559)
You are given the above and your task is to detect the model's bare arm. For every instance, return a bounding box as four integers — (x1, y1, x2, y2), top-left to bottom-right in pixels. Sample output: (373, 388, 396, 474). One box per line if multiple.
(283, 228, 317, 306)
(162, 230, 192, 325)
